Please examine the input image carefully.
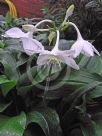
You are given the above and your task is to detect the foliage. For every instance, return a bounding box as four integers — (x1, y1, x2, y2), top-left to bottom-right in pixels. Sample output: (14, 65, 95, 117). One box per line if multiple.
(0, 5, 102, 136)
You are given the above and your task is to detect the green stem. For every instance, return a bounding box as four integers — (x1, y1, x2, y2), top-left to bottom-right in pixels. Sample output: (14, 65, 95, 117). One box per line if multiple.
(43, 64, 52, 106)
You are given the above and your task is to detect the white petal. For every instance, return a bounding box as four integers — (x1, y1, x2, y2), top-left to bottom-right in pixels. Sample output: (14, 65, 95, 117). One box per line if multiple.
(82, 41, 94, 56)
(5, 27, 28, 38)
(59, 56, 79, 70)
(21, 38, 44, 56)
(57, 49, 75, 57)
(92, 45, 100, 56)
(37, 54, 50, 65)
(71, 41, 83, 58)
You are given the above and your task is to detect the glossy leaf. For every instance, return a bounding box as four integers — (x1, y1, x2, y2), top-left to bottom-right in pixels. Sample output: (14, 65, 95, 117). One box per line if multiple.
(27, 111, 49, 136)
(0, 112, 26, 136)
(0, 75, 16, 96)
(27, 108, 62, 136)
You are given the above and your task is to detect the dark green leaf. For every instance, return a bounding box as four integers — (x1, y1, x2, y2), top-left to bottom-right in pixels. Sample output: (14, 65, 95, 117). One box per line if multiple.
(27, 111, 49, 136)
(27, 108, 62, 136)
(0, 75, 16, 96)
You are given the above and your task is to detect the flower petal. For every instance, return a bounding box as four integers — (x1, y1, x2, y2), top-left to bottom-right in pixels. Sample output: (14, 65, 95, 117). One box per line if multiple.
(82, 41, 94, 56)
(92, 45, 100, 56)
(71, 41, 83, 58)
(59, 55, 79, 70)
(37, 54, 50, 65)
(5, 27, 28, 38)
(57, 49, 75, 57)
(21, 37, 44, 56)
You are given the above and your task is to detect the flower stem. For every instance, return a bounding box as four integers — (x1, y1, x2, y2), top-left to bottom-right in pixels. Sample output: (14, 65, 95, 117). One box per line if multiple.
(51, 30, 60, 52)
(68, 22, 83, 40)
(35, 19, 53, 28)
(43, 64, 52, 106)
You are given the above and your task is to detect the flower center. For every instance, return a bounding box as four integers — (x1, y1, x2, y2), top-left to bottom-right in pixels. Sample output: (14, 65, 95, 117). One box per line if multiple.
(49, 55, 60, 65)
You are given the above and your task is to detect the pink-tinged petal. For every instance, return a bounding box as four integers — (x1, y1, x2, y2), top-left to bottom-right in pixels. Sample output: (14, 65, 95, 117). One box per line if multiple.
(82, 41, 94, 56)
(59, 56, 79, 70)
(92, 45, 100, 56)
(71, 41, 83, 58)
(56, 49, 75, 57)
(5, 27, 28, 38)
(21, 38, 44, 56)
(37, 54, 50, 65)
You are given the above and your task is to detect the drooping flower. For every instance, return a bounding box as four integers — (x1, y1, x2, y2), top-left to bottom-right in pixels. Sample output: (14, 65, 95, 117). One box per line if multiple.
(4, 27, 45, 55)
(37, 30, 79, 70)
(68, 22, 100, 58)
(4, 19, 53, 56)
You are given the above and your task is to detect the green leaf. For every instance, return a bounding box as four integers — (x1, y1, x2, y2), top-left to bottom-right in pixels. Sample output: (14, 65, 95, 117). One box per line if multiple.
(68, 70, 102, 84)
(27, 111, 49, 136)
(39, 108, 62, 136)
(5, 39, 24, 53)
(0, 50, 20, 80)
(27, 108, 62, 136)
(88, 85, 102, 98)
(79, 55, 102, 74)
(0, 75, 16, 96)
(18, 64, 61, 87)
(1, 80, 16, 96)
(0, 112, 26, 136)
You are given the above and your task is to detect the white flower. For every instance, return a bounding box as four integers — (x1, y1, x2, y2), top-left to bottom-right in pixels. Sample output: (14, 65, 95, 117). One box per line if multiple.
(4, 27, 44, 55)
(37, 30, 79, 70)
(4, 27, 30, 38)
(69, 22, 100, 58)
(4, 19, 53, 56)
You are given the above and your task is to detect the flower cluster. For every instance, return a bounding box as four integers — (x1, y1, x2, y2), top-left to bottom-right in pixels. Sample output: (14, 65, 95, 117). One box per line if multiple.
(4, 5, 100, 70)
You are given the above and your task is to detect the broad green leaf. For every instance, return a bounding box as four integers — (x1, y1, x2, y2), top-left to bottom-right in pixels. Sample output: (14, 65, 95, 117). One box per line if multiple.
(18, 65, 61, 87)
(0, 75, 16, 96)
(17, 65, 48, 87)
(88, 86, 102, 98)
(27, 111, 49, 136)
(0, 112, 26, 136)
(86, 56, 102, 74)
(79, 55, 102, 74)
(68, 70, 102, 84)
(39, 108, 62, 136)
(1, 80, 16, 96)
(0, 50, 20, 80)
(27, 108, 62, 136)
(5, 39, 24, 52)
